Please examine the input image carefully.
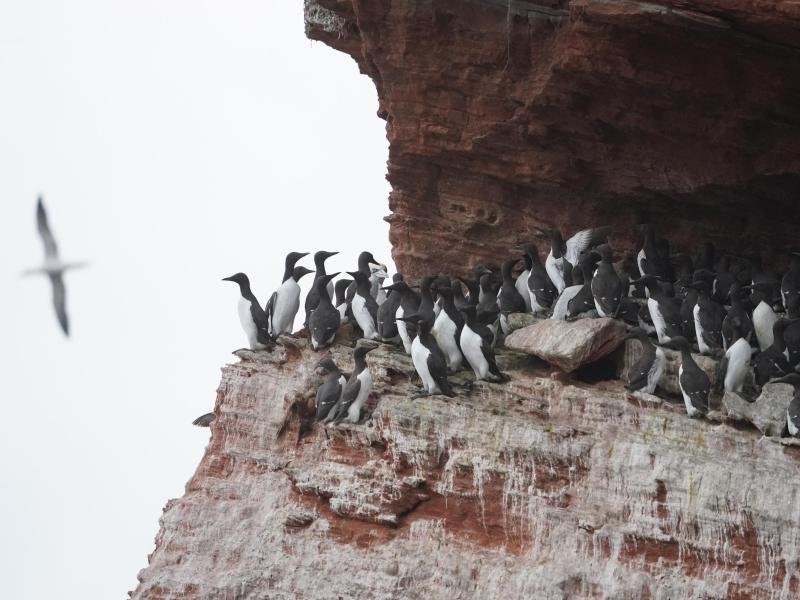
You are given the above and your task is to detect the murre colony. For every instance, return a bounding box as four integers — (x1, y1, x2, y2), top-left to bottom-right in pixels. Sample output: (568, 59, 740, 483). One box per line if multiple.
(200, 229, 800, 437)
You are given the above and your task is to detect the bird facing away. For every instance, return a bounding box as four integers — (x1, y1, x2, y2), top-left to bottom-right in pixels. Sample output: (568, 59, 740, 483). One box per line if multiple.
(314, 358, 346, 422)
(22, 196, 88, 336)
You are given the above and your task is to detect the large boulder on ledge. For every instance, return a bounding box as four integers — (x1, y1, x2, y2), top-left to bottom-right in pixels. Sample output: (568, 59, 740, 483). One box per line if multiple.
(505, 317, 627, 373)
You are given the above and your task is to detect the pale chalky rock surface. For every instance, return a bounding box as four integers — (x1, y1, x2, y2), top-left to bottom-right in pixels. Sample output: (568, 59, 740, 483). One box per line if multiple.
(505, 317, 627, 373)
(132, 338, 800, 599)
(723, 383, 794, 437)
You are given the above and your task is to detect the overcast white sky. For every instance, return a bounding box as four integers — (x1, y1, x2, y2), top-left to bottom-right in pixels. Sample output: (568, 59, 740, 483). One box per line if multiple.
(0, 2, 390, 597)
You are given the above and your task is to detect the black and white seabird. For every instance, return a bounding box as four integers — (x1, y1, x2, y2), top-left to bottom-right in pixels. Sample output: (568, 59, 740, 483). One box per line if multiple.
(21, 196, 88, 336)
(716, 317, 752, 394)
(325, 342, 379, 424)
(663, 336, 710, 418)
(431, 284, 465, 372)
(315, 358, 346, 422)
(523, 243, 557, 313)
(334, 278, 352, 323)
(591, 244, 623, 318)
(635, 275, 682, 344)
(222, 272, 273, 350)
(539, 225, 611, 294)
(304, 251, 339, 326)
(266, 252, 312, 337)
(721, 282, 754, 350)
(345, 251, 383, 307)
(459, 305, 508, 382)
(308, 273, 341, 350)
(398, 314, 455, 397)
(377, 273, 405, 342)
(347, 269, 380, 340)
(498, 258, 527, 334)
(636, 224, 669, 280)
(690, 280, 724, 355)
(770, 373, 800, 437)
(624, 327, 665, 396)
(754, 319, 793, 387)
(385, 279, 421, 354)
(514, 251, 533, 312)
(417, 276, 440, 326)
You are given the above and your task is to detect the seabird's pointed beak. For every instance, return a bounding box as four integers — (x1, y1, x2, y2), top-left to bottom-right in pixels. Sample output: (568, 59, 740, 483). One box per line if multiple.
(222, 276, 234, 282)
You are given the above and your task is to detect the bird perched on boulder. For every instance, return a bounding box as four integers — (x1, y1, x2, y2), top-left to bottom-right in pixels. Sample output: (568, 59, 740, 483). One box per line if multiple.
(591, 244, 623, 318)
(623, 327, 665, 396)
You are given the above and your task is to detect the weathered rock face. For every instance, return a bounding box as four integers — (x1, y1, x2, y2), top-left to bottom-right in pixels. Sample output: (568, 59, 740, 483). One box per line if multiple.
(306, 0, 800, 278)
(132, 337, 800, 599)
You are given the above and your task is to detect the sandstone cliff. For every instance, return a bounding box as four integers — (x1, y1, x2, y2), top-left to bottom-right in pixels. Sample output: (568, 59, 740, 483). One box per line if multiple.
(131, 3, 800, 598)
(132, 335, 800, 599)
(306, 0, 800, 277)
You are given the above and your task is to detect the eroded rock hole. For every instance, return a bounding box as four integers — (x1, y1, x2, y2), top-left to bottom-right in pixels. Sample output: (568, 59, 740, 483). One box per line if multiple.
(574, 355, 620, 384)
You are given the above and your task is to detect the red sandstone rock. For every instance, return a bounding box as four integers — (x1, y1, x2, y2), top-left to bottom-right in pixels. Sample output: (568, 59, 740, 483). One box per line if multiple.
(306, 0, 800, 278)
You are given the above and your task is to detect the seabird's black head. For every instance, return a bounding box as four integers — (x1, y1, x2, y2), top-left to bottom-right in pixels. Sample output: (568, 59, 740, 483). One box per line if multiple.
(660, 336, 691, 352)
(286, 251, 309, 269)
(501, 258, 520, 280)
(623, 327, 649, 342)
(392, 273, 404, 283)
(687, 279, 711, 294)
(357, 251, 378, 272)
(353, 341, 379, 361)
(222, 272, 249, 286)
(596, 244, 614, 262)
(292, 266, 315, 281)
(314, 250, 339, 269)
(316, 357, 339, 373)
(334, 279, 352, 304)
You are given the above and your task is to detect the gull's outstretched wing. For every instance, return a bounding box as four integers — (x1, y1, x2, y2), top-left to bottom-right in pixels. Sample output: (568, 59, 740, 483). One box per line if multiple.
(49, 272, 69, 336)
(37, 196, 59, 261)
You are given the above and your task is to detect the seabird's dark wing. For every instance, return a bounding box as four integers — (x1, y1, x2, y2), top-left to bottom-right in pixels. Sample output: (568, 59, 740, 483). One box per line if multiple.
(714, 356, 729, 395)
(315, 376, 343, 421)
(427, 344, 455, 397)
(37, 197, 59, 260)
(49, 272, 69, 336)
(192, 412, 215, 427)
(265, 291, 277, 335)
(565, 226, 611, 266)
(329, 377, 360, 423)
(626, 351, 653, 392)
(480, 341, 507, 382)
